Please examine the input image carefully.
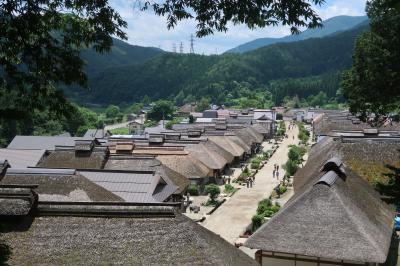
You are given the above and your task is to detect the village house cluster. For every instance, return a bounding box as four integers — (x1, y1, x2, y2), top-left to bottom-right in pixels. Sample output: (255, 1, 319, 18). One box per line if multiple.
(0, 107, 399, 265)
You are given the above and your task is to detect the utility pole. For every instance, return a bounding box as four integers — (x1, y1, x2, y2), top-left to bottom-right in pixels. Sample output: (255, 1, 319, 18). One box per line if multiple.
(179, 42, 184, 53)
(189, 34, 194, 54)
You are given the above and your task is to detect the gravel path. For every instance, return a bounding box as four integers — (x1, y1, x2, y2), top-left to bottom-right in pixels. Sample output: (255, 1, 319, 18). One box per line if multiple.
(201, 122, 300, 244)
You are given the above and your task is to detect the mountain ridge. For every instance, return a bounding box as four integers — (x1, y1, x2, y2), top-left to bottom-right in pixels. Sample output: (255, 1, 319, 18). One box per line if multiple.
(225, 15, 368, 54)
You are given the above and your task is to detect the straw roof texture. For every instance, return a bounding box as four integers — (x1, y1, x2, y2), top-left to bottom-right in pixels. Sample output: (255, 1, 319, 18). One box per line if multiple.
(38, 149, 108, 169)
(226, 135, 251, 153)
(1, 213, 258, 265)
(294, 136, 400, 192)
(245, 160, 394, 263)
(208, 136, 245, 158)
(185, 144, 228, 170)
(157, 155, 211, 179)
(1, 172, 122, 202)
(203, 140, 234, 163)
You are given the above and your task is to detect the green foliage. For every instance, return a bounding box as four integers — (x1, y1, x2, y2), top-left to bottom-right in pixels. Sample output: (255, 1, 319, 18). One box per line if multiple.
(284, 160, 299, 177)
(74, 25, 366, 106)
(147, 100, 175, 121)
(284, 145, 307, 177)
(196, 97, 211, 112)
(224, 184, 236, 194)
(187, 184, 199, 196)
(144, 120, 158, 128)
(110, 127, 129, 135)
(129, 103, 144, 115)
(251, 214, 265, 232)
(105, 105, 122, 120)
(205, 184, 221, 200)
(0, 0, 126, 122)
(257, 199, 273, 215)
(277, 121, 286, 136)
(297, 123, 310, 144)
(279, 186, 288, 194)
(342, 0, 400, 120)
(165, 117, 183, 130)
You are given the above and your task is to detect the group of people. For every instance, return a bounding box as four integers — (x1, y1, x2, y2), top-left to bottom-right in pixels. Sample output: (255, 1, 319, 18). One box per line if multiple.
(272, 164, 280, 180)
(288, 123, 296, 130)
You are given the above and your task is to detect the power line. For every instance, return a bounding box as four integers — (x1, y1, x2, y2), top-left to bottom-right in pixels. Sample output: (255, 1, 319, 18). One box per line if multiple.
(189, 34, 194, 54)
(172, 43, 176, 53)
(179, 42, 184, 53)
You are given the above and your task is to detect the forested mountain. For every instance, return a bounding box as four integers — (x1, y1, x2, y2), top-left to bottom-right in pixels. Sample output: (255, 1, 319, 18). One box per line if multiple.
(226, 15, 368, 53)
(80, 38, 164, 76)
(65, 22, 368, 106)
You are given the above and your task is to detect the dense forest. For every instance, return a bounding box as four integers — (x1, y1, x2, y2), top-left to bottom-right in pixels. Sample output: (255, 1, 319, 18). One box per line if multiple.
(65, 21, 368, 108)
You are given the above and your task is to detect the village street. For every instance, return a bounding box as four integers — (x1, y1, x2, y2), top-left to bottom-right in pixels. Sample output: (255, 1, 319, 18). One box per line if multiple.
(201, 122, 300, 244)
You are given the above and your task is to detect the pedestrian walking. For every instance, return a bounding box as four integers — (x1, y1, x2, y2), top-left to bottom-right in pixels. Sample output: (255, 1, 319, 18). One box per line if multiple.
(246, 178, 249, 188)
(276, 165, 279, 171)
(273, 169, 276, 178)
(276, 171, 280, 179)
(249, 178, 253, 188)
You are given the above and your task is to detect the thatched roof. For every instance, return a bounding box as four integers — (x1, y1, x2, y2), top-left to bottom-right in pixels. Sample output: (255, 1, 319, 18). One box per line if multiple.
(0, 185, 38, 216)
(185, 144, 228, 170)
(226, 135, 251, 153)
(294, 136, 400, 192)
(1, 207, 257, 265)
(7, 136, 93, 150)
(208, 136, 245, 158)
(1, 168, 122, 202)
(203, 140, 234, 163)
(157, 155, 211, 179)
(38, 147, 108, 169)
(245, 158, 395, 263)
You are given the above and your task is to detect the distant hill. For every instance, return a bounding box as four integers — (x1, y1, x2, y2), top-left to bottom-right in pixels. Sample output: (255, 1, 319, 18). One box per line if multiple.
(65, 22, 368, 105)
(80, 38, 165, 76)
(225, 15, 368, 53)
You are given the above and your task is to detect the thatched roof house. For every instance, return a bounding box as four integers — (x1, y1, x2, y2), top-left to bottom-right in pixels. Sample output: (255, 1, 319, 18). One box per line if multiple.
(208, 136, 245, 160)
(7, 136, 92, 150)
(0, 185, 38, 216)
(185, 144, 228, 172)
(245, 157, 395, 265)
(0, 201, 258, 265)
(1, 168, 122, 202)
(157, 155, 211, 183)
(294, 136, 400, 192)
(38, 145, 109, 169)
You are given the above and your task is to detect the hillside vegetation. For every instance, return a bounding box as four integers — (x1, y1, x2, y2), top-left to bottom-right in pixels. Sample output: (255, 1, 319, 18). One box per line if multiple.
(67, 23, 368, 107)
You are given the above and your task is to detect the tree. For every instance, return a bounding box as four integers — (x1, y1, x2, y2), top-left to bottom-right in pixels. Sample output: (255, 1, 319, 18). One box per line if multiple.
(196, 97, 211, 112)
(142, 0, 323, 37)
(0, 1, 127, 120)
(174, 90, 185, 106)
(147, 100, 175, 121)
(105, 105, 121, 119)
(205, 184, 220, 201)
(342, 0, 400, 121)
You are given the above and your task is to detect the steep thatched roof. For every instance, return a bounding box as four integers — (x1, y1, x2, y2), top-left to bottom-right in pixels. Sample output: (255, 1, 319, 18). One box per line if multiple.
(38, 147, 108, 169)
(1, 209, 257, 265)
(185, 144, 228, 170)
(294, 136, 400, 192)
(1, 169, 122, 202)
(245, 158, 395, 263)
(226, 135, 251, 153)
(208, 136, 245, 158)
(157, 155, 211, 179)
(203, 140, 234, 163)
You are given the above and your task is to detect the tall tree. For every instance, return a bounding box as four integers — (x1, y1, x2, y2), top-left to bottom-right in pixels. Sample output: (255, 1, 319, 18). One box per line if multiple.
(0, 0, 127, 120)
(341, 0, 400, 120)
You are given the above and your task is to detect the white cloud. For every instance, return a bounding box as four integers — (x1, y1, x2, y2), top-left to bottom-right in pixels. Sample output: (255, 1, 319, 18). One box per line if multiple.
(110, 0, 367, 54)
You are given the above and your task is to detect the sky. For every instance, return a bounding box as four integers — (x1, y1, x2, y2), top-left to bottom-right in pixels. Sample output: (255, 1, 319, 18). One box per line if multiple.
(110, 0, 368, 54)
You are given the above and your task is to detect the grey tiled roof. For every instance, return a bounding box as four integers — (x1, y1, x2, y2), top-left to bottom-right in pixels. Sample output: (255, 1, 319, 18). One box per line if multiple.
(79, 171, 177, 203)
(0, 149, 45, 168)
(7, 136, 92, 150)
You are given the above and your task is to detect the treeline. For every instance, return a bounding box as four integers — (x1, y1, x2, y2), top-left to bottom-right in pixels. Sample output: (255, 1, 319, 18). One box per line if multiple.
(64, 23, 368, 107)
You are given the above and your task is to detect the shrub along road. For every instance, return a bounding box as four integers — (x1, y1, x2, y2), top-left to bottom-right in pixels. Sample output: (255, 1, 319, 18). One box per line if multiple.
(201, 122, 300, 245)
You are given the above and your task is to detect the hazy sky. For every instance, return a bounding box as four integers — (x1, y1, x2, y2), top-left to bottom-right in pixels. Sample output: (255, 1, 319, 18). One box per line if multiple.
(110, 0, 368, 54)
